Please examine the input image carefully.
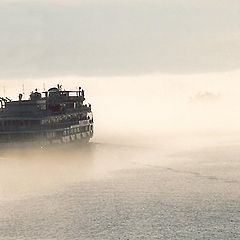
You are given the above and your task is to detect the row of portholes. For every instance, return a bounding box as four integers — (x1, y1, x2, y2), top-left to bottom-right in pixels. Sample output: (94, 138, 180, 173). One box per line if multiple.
(63, 125, 91, 136)
(46, 125, 93, 139)
(41, 113, 86, 125)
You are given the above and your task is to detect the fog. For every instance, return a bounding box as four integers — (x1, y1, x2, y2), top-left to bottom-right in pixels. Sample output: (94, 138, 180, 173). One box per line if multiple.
(0, 1, 240, 238)
(1, 71, 240, 202)
(1, 74, 240, 238)
(2, 71, 240, 138)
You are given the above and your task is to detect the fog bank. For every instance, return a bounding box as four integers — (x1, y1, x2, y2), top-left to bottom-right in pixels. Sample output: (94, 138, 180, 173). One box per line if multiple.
(1, 71, 240, 144)
(1, 71, 240, 202)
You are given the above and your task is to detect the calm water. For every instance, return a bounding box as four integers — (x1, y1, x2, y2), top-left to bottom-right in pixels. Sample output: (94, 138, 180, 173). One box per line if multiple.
(0, 138, 240, 240)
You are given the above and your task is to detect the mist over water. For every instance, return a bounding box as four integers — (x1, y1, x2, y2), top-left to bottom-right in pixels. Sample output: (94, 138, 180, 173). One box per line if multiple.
(0, 0, 240, 237)
(1, 73, 240, 239)
(3, 71, 240, 135)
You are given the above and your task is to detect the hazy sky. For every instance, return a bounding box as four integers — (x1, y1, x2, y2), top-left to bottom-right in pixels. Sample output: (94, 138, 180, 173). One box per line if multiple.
(0, 0, 240, 78)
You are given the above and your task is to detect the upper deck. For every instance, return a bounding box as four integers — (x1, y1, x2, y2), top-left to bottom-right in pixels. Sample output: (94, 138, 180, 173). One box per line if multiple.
(0, 85, 92, 119)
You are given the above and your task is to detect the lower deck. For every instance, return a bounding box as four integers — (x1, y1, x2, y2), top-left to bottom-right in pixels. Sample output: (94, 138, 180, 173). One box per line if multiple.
(0, 120, 94, 148)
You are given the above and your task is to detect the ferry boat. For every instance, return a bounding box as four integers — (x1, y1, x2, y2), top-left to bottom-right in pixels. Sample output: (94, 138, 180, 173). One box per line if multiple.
(0, 85, 94, 148)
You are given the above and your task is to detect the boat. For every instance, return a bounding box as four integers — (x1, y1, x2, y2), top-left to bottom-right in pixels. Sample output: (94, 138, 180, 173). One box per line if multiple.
(0, 84, 94, 148)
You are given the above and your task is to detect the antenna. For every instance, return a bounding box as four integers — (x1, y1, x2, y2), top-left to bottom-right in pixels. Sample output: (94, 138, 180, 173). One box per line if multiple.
(43, 83, 46, 91)
(3, 86, 5, 97)
(22, 84, 25, 96)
